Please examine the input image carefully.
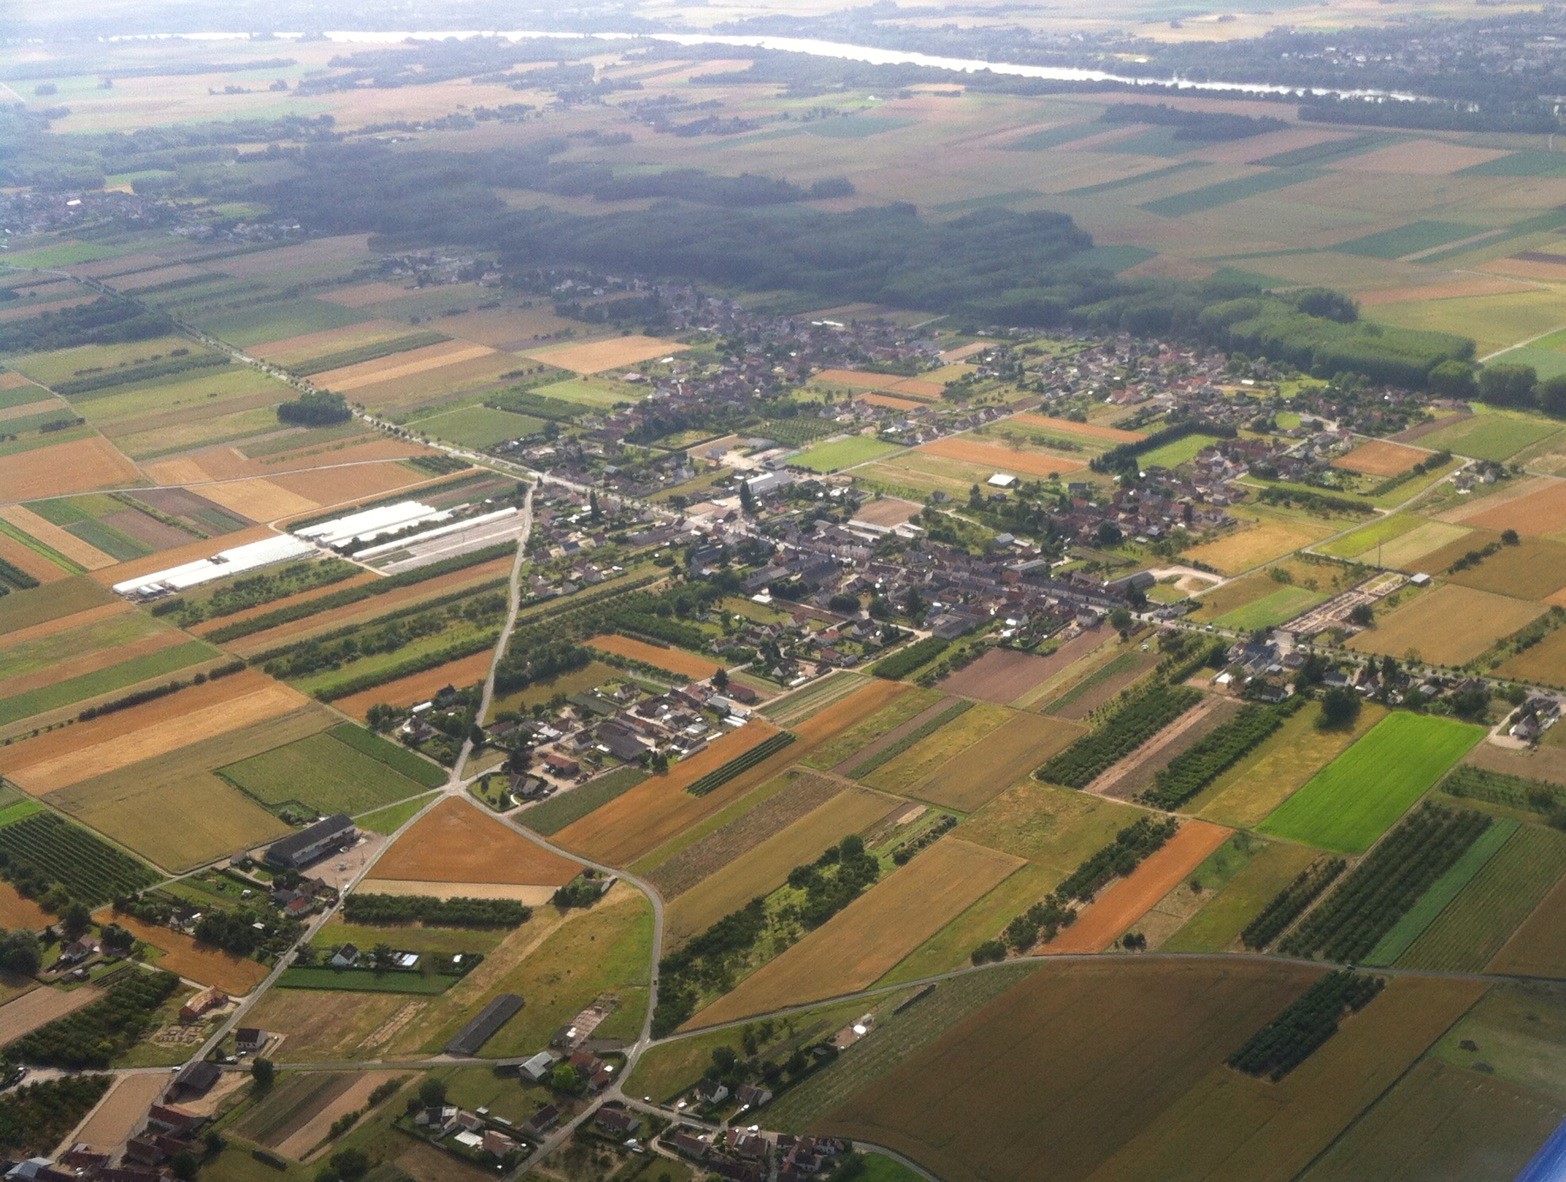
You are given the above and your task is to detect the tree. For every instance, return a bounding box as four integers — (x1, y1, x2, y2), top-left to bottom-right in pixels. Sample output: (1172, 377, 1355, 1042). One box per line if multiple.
(1095, 521, 1123, 546)
(252, 1057, 276, 1090)
(1318, 687, 1362, 730)
(418, 1077, 447, 1108)
(100, 923, 134, 955)
(170, 1151, 199, 1181)
(550, 1063, 584, 1095)
(1477, 362, 1537, 408)
(1502, 528, 1520, 545)
(712, 668, 728, 690)
(1428, 359, 1477, 400)
(739, 479, 757, 516)
(60, 902, 91, 941)
(366, 703, 399, 732)
(1347, 603, 1374, 627)
(329, 1149, 369, 1181)
(1108, 607, 1133, 633)
(589, 490, 603, 524)
(1539, 374, 1566, 417)
(0, 931, 40, 977)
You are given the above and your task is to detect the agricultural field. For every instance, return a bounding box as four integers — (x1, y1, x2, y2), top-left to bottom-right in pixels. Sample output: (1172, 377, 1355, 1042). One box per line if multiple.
(792, 436, 903, 472)
(1347, 583, 1544, 666)
(686, 838, 1022, 1027)
(812, 958, 1323, 1182)
(371, 799, 583, 889)
(1259, 712, 1484, 852)
(217, 724, 444, 818)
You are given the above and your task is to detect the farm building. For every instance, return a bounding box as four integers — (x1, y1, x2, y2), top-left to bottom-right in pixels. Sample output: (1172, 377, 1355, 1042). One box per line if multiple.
(987, 473, 1018, 489)
(264, 814, 355, 870)
(180, 985, 229, 1022)
(446, 993, 524, 1056)
(113, 534, 318, 600)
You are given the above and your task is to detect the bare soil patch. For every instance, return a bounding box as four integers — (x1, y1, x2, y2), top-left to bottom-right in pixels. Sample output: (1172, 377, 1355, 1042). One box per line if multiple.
(1088, 695, 1243, 800)
(939, 645, 1084, 704)
(69, 1073, 169, 1154)
(1041, 820, 1233, 954)
(1333, 439, 1429, 477)
(525, 334, 687, 374)
(587, 634, 719, 678)
(104, 914, 269, 994)
(918, 436, 1086, 477)
(851, 497, 923, 528)
(1011, 413, 1146, 444)
(373, 798, 583, 886)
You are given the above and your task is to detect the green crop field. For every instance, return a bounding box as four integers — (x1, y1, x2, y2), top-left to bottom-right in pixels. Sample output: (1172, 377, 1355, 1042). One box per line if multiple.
(1336, 220, 1483, 259)
(1316, 513, 1425, 559)
(792, 436, 902, 472)
(218, 725, 444, 816)
(0, 640, 219, 726)
(412, 406, 545, 448)
(1258, 712, 1485, 853)
(529, 375, 642, 409)
(1212, 584, 1325, 631)
(1138, 432, 1220, 469)
(1396, 823, 1566, 971)
(197, 298, 371, 348)
(1365, 818, 1517, 965)
(1416, 409, 1565, 462)
(276, 967, 455, 994)
(519, 766, 648, 836)
(1140, 168, 1324, 217)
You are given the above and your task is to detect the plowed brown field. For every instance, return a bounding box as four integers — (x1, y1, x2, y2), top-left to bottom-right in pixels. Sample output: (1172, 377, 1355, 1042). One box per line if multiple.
(918, 436, 1086, 477)
(372, 798, 583, 886)
(1041, 820, 1233, 954)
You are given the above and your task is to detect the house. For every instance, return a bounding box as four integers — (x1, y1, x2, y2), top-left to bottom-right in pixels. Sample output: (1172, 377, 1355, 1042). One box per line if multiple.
(235, 1028, 268, 1054)
(567, 1050, 614, 1092)
(180, 985, 228, 1023)
(481, 1130, 518, 1157)
(519, 1051, 556, 1082)
(699, 1080, 730, 1106)
(543, 753, 581, 777)
(735, 1083, 773, 1109)
(726, 1129, 768, 1159)
(58, 938, 99, 966)
(595, 1107, 640, 1136)
(264, 814, 355, 870)
(329, 944, 360, 969)
(526, 1104, 561, 1135)
(668, 1129, 710, 1160)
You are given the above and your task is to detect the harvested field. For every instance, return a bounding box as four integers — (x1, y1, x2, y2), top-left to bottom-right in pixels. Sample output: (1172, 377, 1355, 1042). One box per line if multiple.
(321, 280, 413, 307)
(0, 437, 141, 503)
(195, 477, 318, 521)
(1088, 695, 1243, 801)
(246, 319, 413, 362)
(355, 879, 557, 906)
(644, 769, 842, 898)
(312, 341, 496, 393)
(1182, 516, 1332, 576)
(939, 636, 1101, 704)
(0, 985, 102, 1046)
(1333, 439, 1429, 476)
(104, 914, 269, 994)
(271, 461, 427, 508)
(686, 838, 1023, 1028)
(858, 392, 925, 411)
(836, 696, 976, 778)
(814, 958, 1321, 1182)
(372, 798, 582, 886)
(0, 883, 49, 932)
(1460, 477, 1566, 536)
(332, 651, 495, 721)
(910, 713, 1085, 812)
(1010, 413, 1145, 444)
(1445, 537, 1566, 602)
(851, 497, 923, 528)
(437, 305, 582, 348)
(1347, 584, 1543, 666)
(0, 671, 309, 795)
(525, 334, 686, 374)
(1334, 139, 1509, 174)
(586, 634, 719, 678)
(917, 436, 1085, 478)
(1041, 820, 1234, 954)
(1376, 520, 1476, 570)
(71, 1073, 169, 1154)
(0, 534, 67, 584)
(0, 505, 115, 570)
(666, 788, 897, 945)
(218, 235, 370, 279)
(1082, 977, 1485, 1182)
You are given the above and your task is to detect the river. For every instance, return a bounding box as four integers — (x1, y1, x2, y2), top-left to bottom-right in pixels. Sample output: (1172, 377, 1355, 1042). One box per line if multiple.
(99, 27, 1421, 103)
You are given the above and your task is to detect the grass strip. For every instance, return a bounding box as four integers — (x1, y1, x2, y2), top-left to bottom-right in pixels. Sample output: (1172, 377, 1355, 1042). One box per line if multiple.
(1365, 818, 1516, 965)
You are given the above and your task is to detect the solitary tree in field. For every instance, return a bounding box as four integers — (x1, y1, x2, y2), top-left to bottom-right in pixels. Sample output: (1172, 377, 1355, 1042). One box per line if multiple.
(252, 1057, 275, 1091)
